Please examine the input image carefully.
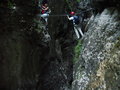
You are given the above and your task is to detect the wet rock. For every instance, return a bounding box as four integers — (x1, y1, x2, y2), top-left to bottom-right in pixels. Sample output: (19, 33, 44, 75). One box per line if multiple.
(0, 0, 75, 90)
(73, 7, 120, 90)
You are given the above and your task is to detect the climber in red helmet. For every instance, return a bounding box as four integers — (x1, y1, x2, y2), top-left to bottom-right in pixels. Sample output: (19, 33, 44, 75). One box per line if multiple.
(67, 11, 84, 39)
(70, 11, 75, 15)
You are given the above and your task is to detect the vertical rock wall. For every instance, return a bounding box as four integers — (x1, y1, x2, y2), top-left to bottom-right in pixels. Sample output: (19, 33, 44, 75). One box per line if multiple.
(0, 0, 76, 90)
(36, 0, 76, 90)
(73, 0, 120, 90)
(0, 0, 48, 90)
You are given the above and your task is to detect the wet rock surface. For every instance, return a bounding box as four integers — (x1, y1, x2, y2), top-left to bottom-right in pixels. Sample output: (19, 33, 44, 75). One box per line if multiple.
(0, 5, 47, 90)
(73, 1, 120, 89)
(0, 0, 75, 90)
(1, 0, 120, 90)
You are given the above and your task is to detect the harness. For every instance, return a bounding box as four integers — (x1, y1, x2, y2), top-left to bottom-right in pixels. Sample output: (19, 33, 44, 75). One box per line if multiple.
(73, 16, 79, 24)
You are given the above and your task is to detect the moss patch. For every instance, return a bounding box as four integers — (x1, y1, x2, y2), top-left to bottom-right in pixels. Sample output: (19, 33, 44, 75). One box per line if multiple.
(73, 40, 82, 64)
(77, 0, 81, 2)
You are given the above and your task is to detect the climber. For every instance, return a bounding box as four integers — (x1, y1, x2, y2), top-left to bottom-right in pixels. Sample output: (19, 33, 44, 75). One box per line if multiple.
(40, 3, 50, 25)
(67, 11, 84, 39)
(41, 3, 49, 14)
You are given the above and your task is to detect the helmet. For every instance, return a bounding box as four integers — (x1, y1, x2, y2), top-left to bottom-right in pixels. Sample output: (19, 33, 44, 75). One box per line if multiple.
(70, 11, 75, 15)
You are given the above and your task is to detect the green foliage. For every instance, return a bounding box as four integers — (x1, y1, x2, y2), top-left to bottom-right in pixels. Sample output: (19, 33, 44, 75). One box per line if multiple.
(65, 0, 73, 11)
(77, 0, 81, 2)
(73, 40, 82, 64)
(8, 0, 15, 9)
(64, 0, 81, 11)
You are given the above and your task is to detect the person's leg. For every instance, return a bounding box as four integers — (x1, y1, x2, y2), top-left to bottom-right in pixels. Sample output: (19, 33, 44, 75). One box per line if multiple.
(74, 26, 80, 39)
(40, 13, 49, 18)
(77, 26, 84, 37)
(41, 13, 49, 24)
(44, 18, 48, 23)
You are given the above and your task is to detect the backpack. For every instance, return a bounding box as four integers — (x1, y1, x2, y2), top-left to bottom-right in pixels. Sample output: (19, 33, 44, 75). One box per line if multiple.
(73, 16, 80, 24)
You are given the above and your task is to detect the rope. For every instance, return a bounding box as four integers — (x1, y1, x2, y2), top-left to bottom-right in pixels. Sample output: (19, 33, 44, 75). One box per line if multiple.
(37, 8, 94, 17)
(49, 14, 68, 17)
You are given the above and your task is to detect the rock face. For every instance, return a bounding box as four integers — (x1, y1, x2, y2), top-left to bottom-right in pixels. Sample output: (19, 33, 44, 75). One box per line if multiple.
(37, 0, 75, 90)
(1, 0, 120, 90)
(0, 0, 74, 90)
(0, 1, 46, 89)
(73, 0, 120, 90)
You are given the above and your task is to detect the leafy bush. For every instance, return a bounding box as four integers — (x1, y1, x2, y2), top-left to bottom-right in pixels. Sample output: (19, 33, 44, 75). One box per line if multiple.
(77, 0, 81, 2)
(73, 40, 82, 64)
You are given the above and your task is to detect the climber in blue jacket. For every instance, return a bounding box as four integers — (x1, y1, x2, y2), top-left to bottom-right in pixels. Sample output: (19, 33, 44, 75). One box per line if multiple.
(67, 11, 84, 39)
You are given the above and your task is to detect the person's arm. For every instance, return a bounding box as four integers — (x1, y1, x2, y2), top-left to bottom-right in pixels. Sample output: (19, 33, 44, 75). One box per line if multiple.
(67, 15, 69, 19)
(67, 15, 74, 20)
(43, 7, 49, 11)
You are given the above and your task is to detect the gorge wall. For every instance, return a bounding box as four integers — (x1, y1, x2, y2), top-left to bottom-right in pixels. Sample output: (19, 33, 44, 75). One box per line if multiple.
(0, 0, 45, 89)
(0, 0, 74, 90)
(0, 0, 120, 90)
(73, 0, 120, 90)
